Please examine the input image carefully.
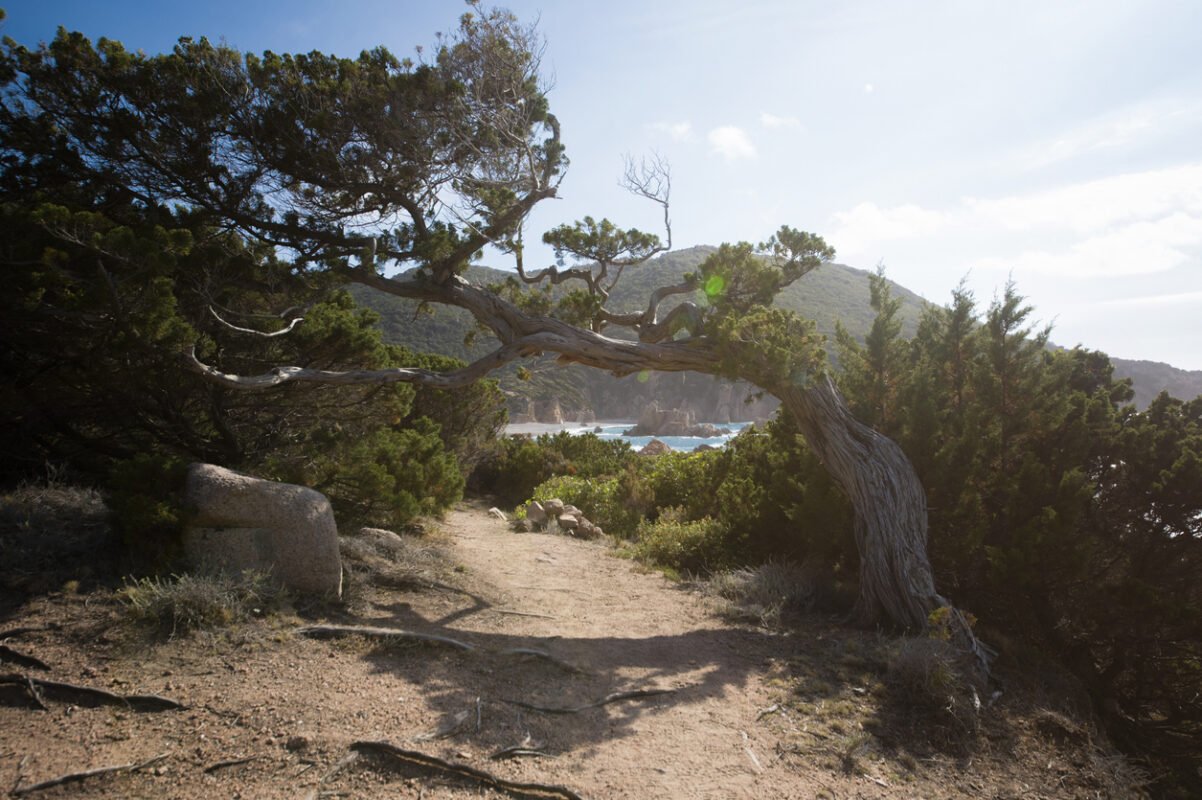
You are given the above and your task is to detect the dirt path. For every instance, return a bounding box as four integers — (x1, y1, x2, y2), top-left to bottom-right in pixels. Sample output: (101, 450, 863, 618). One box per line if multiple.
(0, 502, 1130, 799)
(423, 506, 813, 799)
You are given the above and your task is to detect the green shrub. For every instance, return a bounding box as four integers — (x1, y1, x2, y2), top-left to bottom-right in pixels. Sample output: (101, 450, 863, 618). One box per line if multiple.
(472, 431, 637, 506)
(106, 453, 192, 566)
(632, 509, 740, 575)
(531, 474, 641, 538)
(268, 418, 464, 529)
(643, 449, 723, 520)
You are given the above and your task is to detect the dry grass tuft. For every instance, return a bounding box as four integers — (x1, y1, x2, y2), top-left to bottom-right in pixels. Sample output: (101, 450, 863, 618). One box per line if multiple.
(338, 526, 446, 610)
(118, 570, 288, 637)
(709, 560, 818, 626)
(884, 636, 984, 743)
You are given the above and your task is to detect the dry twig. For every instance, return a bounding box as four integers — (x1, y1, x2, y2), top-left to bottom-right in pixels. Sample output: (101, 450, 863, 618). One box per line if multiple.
(300, 752, 359, 800)
(0, 624, 60, 640)
(492, 609, 557, 620)
(352, 740, 585, 800)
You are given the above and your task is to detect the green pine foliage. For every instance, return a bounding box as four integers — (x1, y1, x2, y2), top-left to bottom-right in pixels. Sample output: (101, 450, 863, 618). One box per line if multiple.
(836, 274, 1201, 794)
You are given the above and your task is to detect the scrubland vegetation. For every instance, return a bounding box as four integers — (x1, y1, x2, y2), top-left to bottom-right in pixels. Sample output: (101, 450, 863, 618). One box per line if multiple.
(0, 4, 1198, 795)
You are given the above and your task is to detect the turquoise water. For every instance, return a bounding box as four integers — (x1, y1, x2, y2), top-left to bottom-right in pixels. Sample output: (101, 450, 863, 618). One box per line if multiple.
(570, 421, 751, 452)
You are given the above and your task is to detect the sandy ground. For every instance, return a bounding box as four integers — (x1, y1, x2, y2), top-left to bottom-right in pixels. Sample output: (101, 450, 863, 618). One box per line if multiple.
(0, 501, 1140, 799)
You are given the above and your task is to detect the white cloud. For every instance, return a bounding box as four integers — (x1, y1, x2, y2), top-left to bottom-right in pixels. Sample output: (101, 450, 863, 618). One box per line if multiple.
(1097, 290, 1202, 308)
(708, 126, 757, 160)
(829, 202, 950, 254)
(1016, 99, 1202, 170)
(829, 162, 1202, 278)
(760, 112, 801, 130)
(649, 121, 693, 141)
(965, 162, 1202, 235)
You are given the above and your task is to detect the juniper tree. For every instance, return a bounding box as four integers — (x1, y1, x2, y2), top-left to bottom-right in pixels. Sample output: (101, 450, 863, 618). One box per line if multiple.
(0, 5, 984, 642)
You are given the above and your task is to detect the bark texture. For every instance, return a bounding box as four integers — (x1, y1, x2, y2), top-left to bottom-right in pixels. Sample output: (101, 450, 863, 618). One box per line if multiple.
(776, 378, 940, 629)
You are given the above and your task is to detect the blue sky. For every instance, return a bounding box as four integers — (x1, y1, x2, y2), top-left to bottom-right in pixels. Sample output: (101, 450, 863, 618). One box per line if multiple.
(5, 1, 1202, 369)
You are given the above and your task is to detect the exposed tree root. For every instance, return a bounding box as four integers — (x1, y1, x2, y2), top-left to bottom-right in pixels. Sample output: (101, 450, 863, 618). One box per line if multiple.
(202, 755, 261, 774)
(501, 688, 675, 715)
(352, 740, 586, 800)
(0, 673, 185, 711)
(0, 647, 49, 672)
(294, 625, 586, 673)
(10, 752, 167, 796)
(0, 624, 61, 640)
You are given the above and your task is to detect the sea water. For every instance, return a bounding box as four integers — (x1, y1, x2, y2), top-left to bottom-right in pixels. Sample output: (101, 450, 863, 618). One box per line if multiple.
(509, 421, 753, 452)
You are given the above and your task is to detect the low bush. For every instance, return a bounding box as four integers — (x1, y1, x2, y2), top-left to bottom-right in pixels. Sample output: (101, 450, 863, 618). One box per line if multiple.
(709, 561, 818, 625)
(531, 474, 641, 538)
(631, 509, 741, 576)
(471, 431, 637, 506)
(118, 569, 288, 636)
(884, 636, 984, 744)
(106, 453, 191, 567)
(0, 480, 115, 592)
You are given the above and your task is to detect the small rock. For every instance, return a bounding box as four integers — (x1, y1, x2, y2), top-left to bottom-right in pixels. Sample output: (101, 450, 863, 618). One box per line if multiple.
(525, 501, 547, 523)
(487, 507, 507, 521)
(285, 735, 309, 751)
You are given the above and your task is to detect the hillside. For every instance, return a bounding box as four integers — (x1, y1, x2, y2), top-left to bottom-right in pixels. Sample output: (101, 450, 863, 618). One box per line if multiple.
(353, 248, 1199, 418)
(1109, 357, 1202, 408)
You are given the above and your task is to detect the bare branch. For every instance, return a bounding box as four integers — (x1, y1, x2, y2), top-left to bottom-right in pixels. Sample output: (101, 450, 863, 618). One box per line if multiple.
(208, 306, 305, 338)
(622, 152, 672, 253)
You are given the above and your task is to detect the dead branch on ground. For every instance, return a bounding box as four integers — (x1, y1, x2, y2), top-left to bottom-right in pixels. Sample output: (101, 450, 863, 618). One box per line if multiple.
(300, 752, 359, 800)
(0, 624, 61, 640)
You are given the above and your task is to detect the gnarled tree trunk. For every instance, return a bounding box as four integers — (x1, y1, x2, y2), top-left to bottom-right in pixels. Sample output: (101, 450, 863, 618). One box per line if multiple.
(775, 377, 939, 629)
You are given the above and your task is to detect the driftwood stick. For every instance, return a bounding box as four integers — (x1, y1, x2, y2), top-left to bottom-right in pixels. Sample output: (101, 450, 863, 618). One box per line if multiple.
(0, 673, 184, 710)
(352, 740, 586, 800)
(490, 745, 554, 760)
(0, 646, 50, 671)
(501, 688, 675, 715)
(11, 752, 167, 796)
